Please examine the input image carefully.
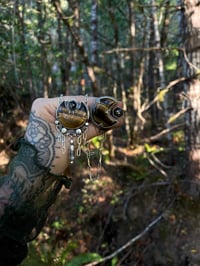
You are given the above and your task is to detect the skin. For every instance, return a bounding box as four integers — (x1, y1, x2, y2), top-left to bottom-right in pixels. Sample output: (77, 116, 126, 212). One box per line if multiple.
(25, 96, 123, 174)
(0, 95, 123, 242)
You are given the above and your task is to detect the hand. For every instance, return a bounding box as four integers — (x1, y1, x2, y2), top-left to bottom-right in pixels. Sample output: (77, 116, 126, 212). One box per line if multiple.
(24, 95, 123, 175)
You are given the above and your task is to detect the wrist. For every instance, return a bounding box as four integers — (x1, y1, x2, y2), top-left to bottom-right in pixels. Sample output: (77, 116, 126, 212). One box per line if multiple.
(14, 138, 72, 188)
(24, 115, 55, 168)
(25, 111, 70, 175)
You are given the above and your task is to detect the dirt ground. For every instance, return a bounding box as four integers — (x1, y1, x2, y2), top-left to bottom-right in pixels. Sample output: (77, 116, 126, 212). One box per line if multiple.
(1, 111, 200, 265)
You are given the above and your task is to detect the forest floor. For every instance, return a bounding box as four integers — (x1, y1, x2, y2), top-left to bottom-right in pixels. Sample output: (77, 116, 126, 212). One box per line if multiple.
(1, 108, 200, 266)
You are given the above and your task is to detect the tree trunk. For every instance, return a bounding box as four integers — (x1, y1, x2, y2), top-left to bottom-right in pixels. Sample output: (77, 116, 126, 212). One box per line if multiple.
(151, 0, 171, 139)
(57, 16, 70, 95)
(16, 0, 36, 100)
(91, 0, 98, 66)
(147, 15, 157, 131)
(52, 0, 99, 96)
(36, 0, 51, 98)
(182, 0, 200, 189)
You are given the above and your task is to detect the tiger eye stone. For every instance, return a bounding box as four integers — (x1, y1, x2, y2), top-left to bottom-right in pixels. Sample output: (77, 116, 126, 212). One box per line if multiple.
(58, 113, 87, 129)
(56, 100, 89, 131)
(91, 96, 122, 129)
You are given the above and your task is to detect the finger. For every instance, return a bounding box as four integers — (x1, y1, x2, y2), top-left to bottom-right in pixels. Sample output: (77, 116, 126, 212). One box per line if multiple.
(31, 96, 123, 137)
(31, 96, 94, 119)
(87, 101, 124, 140)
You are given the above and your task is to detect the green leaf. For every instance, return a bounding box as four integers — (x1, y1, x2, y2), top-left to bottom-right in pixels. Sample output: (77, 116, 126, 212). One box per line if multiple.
(111, 257, 118, 266)
(144, 144, 163, 154)
(66, 253, 102, 266)
(157, 88, 169, 102)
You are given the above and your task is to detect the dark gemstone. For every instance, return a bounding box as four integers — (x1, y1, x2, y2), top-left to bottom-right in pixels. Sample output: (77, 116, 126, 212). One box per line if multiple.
(69, 100, 77, 110)
(113, 107, 123, 117)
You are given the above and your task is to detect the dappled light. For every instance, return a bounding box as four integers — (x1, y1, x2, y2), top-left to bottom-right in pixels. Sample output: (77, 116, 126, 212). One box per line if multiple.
(1, 0, 200, 265)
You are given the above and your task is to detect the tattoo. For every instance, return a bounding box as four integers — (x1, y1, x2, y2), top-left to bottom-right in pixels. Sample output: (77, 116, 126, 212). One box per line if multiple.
(25, 111, 55, 171)
(0, 143, 62, 242)
(0, 112, 63, 242)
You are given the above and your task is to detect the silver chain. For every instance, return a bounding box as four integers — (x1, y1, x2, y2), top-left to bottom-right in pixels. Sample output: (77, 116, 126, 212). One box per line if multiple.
(97, 134, 105, 178)
(86, 134, 105, 180)
(56, 93, 104, 180)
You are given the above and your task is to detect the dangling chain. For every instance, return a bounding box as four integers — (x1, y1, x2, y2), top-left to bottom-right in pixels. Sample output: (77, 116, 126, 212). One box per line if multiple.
(55, 94, 89, 164)
(55, 94, 123, 180)
(96, 134, 105, 179)
(86, 134, 105, 181)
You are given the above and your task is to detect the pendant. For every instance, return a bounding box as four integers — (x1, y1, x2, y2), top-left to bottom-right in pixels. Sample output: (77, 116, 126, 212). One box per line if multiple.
(55, 100, 89, 135)
(55, 99, 89, 163)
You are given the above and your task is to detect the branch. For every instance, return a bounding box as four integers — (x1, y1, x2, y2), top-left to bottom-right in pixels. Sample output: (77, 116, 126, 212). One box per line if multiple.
(84, 214, 164, 266)
(142, 75, 198, 112)
(145, 152, 168, 178)
(143, 123, 185, 143)
(104, 46, 200, 73)
(167, 107, 192, 124)
(103, 46, 178, 54)
(141, 69, 200, 114)
(103, 46, 199, 59)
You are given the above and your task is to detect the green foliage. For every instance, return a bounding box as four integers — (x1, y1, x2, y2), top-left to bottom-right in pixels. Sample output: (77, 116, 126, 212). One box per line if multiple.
(20, 242, 49, 266)
(111, 257, 118, 266)
(166, 60, 177, 71)
(66, 253, 102, 266)
(0, 0, 182, 99)
(172, 130, 185, 150)
(144, 144, 164, 154)
(21, 237, 81, 266)
(52, 220, 64, 230)
(58, 240, 79, 265)
(1, 0, 192, 264)
(90, 136, 104, 149)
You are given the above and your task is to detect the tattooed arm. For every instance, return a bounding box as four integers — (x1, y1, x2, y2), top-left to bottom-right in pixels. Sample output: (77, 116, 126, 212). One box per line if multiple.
(0, 96, 123, 244)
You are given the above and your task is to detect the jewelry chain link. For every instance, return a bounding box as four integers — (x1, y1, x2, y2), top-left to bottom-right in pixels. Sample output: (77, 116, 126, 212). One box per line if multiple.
(97, 134, 105, 179)
(86, 134, 105, 180)
(56, 93, 105, 180)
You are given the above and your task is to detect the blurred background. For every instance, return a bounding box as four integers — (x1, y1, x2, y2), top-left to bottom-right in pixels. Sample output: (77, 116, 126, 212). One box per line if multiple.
(1, 0, 200, 265)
